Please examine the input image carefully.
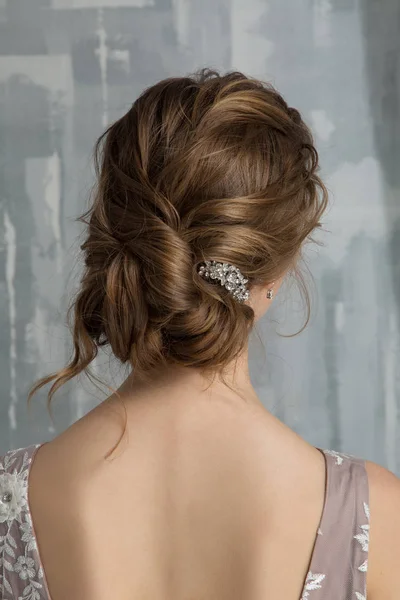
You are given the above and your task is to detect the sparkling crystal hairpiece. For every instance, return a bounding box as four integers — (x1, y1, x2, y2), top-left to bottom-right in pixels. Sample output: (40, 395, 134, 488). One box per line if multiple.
(197, 260, 250, 303)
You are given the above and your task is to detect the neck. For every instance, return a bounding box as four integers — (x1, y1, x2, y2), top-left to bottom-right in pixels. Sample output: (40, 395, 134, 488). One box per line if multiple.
(119, 343, 261, 407)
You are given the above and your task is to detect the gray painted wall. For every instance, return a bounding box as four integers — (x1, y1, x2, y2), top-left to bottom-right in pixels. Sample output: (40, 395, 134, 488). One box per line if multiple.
(1, 0, 399, 472)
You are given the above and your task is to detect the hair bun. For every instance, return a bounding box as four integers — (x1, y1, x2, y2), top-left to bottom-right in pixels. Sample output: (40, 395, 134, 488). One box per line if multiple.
(30, 69, 327, 405)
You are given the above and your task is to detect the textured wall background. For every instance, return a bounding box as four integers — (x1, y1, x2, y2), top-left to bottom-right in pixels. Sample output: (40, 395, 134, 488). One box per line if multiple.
(0, 0, 399, 472)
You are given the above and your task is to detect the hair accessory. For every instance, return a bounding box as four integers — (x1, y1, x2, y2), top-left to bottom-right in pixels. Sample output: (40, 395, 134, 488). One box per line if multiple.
(197, 260, 250, 303)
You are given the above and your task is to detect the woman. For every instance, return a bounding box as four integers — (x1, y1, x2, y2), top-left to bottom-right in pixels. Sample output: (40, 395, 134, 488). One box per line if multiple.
(0, 69, 398, 600)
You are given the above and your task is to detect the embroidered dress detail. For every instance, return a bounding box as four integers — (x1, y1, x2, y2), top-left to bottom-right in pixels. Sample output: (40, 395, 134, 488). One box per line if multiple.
(0, 445, 369, 600)
(354, 502, 369, 573)
(0, 444, 49, 600)
(301, 571, 326, 599)
(298, 449, 370, 599)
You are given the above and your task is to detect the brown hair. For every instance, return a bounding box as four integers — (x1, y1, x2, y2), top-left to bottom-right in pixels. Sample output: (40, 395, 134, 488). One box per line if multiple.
(29, 68, 328, 407)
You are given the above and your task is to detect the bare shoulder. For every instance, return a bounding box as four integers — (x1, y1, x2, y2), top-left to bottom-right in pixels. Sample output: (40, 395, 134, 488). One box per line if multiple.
(365, 459, 400, 600)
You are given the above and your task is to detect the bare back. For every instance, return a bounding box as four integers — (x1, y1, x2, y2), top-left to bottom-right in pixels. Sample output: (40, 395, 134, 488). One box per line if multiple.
(25, 388, 329, 600)
(2, 382, 367, 600)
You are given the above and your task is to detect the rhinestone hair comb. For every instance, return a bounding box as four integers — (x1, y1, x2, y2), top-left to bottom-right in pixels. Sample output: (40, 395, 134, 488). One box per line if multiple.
(197, 260, 250, 303)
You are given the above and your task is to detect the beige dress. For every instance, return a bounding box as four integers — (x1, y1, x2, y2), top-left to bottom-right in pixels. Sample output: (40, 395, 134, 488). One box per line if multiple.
(0, 444, 369, 600)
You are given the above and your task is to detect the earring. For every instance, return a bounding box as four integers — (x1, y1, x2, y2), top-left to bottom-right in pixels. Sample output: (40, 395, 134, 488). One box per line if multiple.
(266, 282, 275, 300)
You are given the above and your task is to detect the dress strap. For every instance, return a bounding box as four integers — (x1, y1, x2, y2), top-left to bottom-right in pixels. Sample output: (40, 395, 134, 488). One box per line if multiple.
(0, 444, 50, 600)
(301, 449, 369, 600)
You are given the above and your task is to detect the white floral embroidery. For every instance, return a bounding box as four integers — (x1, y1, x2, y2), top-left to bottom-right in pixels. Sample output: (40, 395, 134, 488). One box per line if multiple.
(301, 571, 326, 598)
(0, 445, 47, 600)
(354, 501, 369, 573)
(20, 517, 38, 552)
(324, 449, 353, 466)
(14, 555, 36, 579)
(316, 448, 369, 599)
(358, 560, 368, 573)
(0, 472, 28, 523)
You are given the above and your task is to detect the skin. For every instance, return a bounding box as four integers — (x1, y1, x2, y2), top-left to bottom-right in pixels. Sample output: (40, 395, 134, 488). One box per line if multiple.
(28, 275, 400, 600)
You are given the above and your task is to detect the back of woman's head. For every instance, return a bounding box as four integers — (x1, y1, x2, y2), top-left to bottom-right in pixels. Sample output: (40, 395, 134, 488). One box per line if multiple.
(32, 68, 328, 402)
